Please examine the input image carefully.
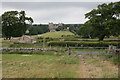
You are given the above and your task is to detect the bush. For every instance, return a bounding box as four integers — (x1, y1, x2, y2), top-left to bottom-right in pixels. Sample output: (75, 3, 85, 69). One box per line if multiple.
(38, 37, 54, 42)
(48, 41, 120, 47)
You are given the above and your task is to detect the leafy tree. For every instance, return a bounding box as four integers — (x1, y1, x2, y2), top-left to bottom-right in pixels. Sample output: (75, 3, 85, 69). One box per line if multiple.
(28, 26, 38, 35)
(83, 2, 120, 41)
(2, 11, 33, 39)
(77, 21, 95, 38)
(56, 24, 82, 35)
(0, 16, 2, 37)
(28, 24, 49, 35)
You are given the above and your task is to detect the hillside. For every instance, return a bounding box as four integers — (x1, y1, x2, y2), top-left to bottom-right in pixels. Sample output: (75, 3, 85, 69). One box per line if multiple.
(40, 31, 74, 38)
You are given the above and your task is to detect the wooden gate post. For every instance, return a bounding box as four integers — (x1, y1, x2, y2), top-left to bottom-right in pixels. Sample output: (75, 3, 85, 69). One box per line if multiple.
(68, 47, 71, 55)
(43, 37, 45, 52)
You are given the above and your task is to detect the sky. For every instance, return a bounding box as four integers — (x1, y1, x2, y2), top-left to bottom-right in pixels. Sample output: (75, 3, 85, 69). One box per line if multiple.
(1, 0, 119, 24)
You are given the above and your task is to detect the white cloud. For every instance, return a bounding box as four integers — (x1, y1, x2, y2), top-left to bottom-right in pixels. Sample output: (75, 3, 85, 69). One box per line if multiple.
(1, 2, 119, 24)
(1, 0, 120, 2)
(22, 6, 91, 24)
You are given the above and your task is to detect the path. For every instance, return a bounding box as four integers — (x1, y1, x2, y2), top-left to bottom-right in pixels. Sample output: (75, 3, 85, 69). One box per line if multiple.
(77, 55, 118, 78)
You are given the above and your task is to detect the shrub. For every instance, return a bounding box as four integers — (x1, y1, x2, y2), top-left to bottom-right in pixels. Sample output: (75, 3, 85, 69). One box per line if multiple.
(38, 37, 54, 42)
(37, 37, 43, 39)
(48, 41, 120, 47)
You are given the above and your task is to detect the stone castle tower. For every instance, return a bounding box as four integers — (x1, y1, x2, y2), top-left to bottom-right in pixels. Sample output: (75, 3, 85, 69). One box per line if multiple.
(49, 22, 63, 32)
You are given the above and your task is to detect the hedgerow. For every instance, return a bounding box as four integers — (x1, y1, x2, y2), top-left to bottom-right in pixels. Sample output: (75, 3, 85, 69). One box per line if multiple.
(48, 41, 120, 47)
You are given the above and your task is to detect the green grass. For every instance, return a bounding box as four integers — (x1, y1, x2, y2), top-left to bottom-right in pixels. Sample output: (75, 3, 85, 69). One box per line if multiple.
(2, 50, 119, 78)
(40, 31, 74, 38)
(98, 53, 120, 65)
(2, 41, 12, 47)
(2, 52, 79, 78)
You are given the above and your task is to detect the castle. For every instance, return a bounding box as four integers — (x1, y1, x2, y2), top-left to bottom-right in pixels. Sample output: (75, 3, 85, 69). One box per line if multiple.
(49, 22, 63, 32)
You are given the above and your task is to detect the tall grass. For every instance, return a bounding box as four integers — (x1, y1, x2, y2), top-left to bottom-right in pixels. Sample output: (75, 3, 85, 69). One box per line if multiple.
(2, 52, 79, 78)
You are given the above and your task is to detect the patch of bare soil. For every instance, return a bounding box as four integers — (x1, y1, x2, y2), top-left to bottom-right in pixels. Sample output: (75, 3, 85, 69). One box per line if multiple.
(77, 55, 118, 78)
(93, 56, 118, 77)
(77, 55, 94, 78)
(94, 56, 118, 68)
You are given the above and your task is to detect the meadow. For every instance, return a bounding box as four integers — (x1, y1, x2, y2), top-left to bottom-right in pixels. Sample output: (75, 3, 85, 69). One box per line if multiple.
(2, 52, 79, 78)
(1, 1, 120, 78)
(1, 31, 120, 78)
(2, 51, 119, 78)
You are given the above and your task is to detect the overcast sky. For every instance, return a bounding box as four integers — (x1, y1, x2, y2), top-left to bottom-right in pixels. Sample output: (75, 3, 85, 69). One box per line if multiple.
(1, 1, 119, 24)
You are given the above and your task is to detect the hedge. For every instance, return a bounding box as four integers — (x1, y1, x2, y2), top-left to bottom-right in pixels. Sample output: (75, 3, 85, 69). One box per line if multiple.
(48, 41, 120, 47)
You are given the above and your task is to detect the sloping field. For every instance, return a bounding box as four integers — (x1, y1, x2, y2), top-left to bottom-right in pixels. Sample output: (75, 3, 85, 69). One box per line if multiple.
(40, 31, 74, 38)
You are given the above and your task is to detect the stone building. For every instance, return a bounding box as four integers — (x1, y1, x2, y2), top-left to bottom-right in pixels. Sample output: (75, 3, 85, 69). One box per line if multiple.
(16, 35, 36, 43)
(58, 23, 63, 26)
(49, 22, 57, 32)
(49, 22, 63, 32)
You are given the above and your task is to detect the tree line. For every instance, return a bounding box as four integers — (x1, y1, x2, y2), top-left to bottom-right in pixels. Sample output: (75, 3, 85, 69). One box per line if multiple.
(56, 24, 82, 34)
(28, 24, 49, 35)
(1, 11, 33, 40)
(77, 1, 120, 41)
(1, 1, 120, 41)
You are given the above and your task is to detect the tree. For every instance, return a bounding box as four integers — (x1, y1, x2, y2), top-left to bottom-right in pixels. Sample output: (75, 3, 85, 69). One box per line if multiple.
(2, 11, 33, 39)
(77, 21, 95, 38)
(84, 1, 120, 41)
(0, 16, 2, 37)
(28, 24, 49, 35)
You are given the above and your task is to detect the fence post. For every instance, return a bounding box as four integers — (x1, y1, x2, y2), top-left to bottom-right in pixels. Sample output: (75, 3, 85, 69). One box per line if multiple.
(66, 44, 68, 48)
(43, 37, 45, 52)
(68, 47, 71, 55)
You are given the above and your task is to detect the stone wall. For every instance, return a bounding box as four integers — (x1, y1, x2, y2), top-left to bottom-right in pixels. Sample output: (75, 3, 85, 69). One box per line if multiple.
(1, 48, 57, 52)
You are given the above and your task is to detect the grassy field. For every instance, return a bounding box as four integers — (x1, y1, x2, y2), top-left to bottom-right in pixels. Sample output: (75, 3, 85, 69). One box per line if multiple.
(40, 31, 74, 38)
(2, 51, 118, 78)
(1, 31, 120, 78)
(2, 52, 79, 78)
(1, 31, 119, 48)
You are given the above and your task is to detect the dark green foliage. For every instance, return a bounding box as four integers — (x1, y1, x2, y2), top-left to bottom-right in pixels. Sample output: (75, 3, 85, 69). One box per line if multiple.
(56, 24, 82, 34)
(38, 37, 54, 42)
(0, 16, 2, 36)
(77, 22, 95, 38)
(1, 11, 33, 39)
(28, 24, 49, 35)
(78, 2, 120, 41)
(48, 41, 120, 47)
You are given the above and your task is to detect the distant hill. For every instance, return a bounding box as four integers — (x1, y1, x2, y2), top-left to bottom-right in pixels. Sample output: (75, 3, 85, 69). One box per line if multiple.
(40, 31, 74, 38)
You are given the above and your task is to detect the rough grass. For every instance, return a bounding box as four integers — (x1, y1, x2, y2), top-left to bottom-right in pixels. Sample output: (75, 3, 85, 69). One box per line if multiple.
(98, 53, 120, 65)
(2, 52, 79, 78)
(79, 55, 118, 78)
(40, 31, 74, 38)
(2, 51, 119, 78)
